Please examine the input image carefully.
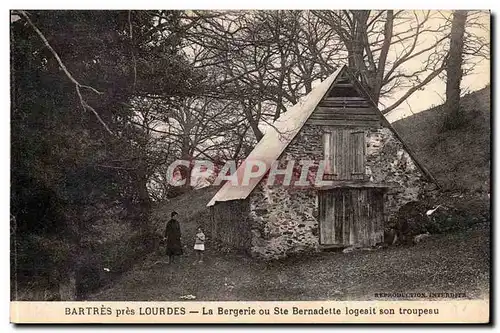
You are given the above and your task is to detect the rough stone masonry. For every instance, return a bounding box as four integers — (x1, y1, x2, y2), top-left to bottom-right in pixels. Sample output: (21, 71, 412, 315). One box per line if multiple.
(248, 124, 433, 259)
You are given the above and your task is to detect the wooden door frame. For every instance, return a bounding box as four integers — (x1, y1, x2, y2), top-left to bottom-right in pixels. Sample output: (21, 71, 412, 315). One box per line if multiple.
(317, 187, 387, 247)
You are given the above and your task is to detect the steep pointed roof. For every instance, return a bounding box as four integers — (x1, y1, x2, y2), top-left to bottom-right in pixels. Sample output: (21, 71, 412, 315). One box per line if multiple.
(207, 65, 438, 207)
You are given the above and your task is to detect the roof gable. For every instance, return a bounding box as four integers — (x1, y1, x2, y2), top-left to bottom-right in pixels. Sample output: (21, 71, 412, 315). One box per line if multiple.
(307, 69, 382, 128)
(207, 65, 438, 207)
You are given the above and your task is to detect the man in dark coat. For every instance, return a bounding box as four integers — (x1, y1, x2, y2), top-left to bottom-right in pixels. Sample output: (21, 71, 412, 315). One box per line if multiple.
(164, 211, 183, 263)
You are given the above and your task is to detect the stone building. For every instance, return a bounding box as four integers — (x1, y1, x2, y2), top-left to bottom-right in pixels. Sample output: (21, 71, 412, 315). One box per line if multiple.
(206, 65, 438, 259)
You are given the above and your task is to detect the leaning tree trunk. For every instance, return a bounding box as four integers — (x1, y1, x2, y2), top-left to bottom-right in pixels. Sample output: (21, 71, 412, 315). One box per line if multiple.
(444, 10, 468, 129)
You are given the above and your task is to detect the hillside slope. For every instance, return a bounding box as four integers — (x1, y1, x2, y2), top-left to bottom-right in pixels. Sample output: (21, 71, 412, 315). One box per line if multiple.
(392, 86, 491, 192)
(151, 186, 220, 245)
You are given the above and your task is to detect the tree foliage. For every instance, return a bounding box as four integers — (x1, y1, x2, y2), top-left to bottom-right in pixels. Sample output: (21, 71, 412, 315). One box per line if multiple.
(11, 10, 204, 297)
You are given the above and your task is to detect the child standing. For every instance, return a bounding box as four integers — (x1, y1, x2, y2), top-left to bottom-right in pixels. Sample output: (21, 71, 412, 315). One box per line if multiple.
(193, 227, 205, 263)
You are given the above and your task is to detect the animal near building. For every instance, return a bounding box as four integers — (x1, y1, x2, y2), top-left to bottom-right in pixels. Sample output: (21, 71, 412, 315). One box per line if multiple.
(206, 65, 438, 259)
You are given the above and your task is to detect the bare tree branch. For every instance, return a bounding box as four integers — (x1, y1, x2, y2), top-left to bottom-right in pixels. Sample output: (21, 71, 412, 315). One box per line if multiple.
(382, 58, 447, 114)
(19, 10, 113, 135)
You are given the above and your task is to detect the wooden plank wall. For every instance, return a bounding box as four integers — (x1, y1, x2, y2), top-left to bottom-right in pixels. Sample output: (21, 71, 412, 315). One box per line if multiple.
(319, 189, 384, 247)
(307, 97, 382, 128)
(351, 130, 366, 180)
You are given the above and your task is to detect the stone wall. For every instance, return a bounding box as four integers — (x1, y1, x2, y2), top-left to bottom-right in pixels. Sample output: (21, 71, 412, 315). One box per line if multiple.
(247, 124, 433, 259)
(248, 125, 323, 259)
(210, 199, 252, 252)
(365, 127, 434, 222)
(249, 186, 319, 259)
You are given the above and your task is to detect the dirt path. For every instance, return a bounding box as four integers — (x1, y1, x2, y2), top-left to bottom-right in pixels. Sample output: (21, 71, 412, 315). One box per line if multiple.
(89, 224, 490, 301)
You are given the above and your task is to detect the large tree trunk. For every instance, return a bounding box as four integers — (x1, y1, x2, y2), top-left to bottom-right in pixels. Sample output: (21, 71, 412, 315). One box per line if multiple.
(349, 11, 369, 82)
(372, 10, 394, 104)
(179, 134, 193, 190)
(444, 10, 468, 129)
(135, 163, 152, 234)
(346, 10, 385, 103)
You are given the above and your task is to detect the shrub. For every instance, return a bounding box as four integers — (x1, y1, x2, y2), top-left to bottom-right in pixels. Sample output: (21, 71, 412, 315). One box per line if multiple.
(12, 233, 76, 300)
(389, 193, 490, 246)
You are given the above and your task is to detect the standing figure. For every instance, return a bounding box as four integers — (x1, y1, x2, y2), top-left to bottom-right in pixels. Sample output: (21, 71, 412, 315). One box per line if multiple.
(164, 211, 183, 264)
(193, 227, 206, 263)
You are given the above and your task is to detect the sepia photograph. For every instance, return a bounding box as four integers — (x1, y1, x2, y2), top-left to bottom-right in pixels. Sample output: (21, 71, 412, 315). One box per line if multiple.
(9, 7, 491, 324)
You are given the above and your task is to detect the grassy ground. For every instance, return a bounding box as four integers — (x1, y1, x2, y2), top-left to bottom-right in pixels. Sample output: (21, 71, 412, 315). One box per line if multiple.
(393, 86, 490, 192)
(89, 222, 489, 301)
